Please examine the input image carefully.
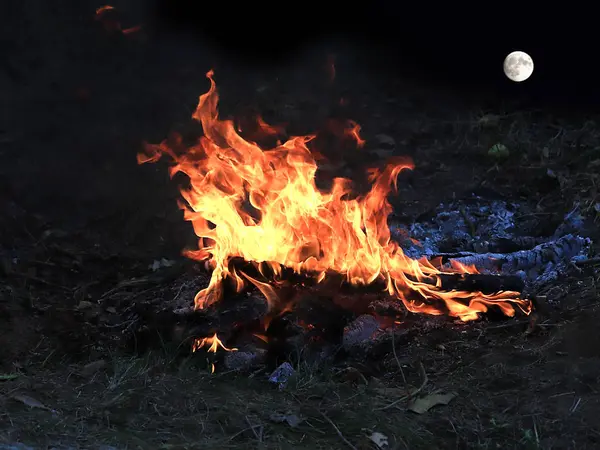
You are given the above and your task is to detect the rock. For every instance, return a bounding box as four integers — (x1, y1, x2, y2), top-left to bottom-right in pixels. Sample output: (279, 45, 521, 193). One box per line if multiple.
(342, 315, 381, 350)
(374, 133, 395, 148)
(268, 362, 295, 389)
(149, 258, 176, 272)
(81, 359, 107, 377)
(223, 349, 267, 371)
(77, 301, 93, 310)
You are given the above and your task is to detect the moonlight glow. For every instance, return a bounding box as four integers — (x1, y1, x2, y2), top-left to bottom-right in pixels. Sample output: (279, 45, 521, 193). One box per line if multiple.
(503, 51, 534, 82)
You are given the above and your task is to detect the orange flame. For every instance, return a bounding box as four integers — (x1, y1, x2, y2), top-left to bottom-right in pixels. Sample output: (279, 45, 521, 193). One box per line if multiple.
(95, 5, 115, 15)
(192, 333, 237, 373)
(192, 333, 238, 353)
(138, 70, 532, 322)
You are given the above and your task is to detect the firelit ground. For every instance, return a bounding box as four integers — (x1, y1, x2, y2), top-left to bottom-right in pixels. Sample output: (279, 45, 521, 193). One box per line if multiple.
(1, 2, 600, 448)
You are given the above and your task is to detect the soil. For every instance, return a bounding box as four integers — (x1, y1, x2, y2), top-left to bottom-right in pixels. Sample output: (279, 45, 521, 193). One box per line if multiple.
(2, 2, 600, 449)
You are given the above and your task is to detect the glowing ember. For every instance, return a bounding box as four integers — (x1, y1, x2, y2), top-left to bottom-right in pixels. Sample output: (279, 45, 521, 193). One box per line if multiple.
(138, 70, 532, 322)
(95, 5, 142, 36)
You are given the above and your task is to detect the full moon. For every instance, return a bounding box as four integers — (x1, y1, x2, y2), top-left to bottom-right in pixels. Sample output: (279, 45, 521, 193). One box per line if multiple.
(503, 51, 534, 82)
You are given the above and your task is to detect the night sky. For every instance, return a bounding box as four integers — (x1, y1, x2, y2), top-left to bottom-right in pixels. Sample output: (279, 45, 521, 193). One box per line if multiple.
(152, 0, 597, 112)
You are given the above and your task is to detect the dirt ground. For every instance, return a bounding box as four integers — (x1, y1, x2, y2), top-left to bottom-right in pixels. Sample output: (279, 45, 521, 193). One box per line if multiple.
(2, 2, 600, 449)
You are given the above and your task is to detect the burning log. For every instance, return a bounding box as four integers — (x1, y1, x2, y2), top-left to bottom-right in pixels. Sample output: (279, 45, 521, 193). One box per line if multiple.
(331, 272, 525, 296)
(217, 258, 527, 319)
(124, 285, 268, 354)
(435, 273, 524, 293)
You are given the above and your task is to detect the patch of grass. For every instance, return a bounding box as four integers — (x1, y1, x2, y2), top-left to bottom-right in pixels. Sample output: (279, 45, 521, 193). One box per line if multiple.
(1, 350, 432, 449)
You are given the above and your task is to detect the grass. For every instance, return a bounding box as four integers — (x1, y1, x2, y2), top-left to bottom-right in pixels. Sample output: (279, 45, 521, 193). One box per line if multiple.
(1, 349, 432, 449)
(4, 273, 599, 450)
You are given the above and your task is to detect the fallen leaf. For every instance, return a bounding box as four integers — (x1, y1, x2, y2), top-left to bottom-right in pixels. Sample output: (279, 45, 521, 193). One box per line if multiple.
(269, 412, 304, 428)
(408, 391, 457, 414)
(106, 306, 117, 314)
(0, 373, 18, 381)
(77, 300, 94, 310)
(488, 143, 509, 159)
(373, 386, 415, 398)
(369, 431, 389, 448)
(81, 359, 107, 377)
(11, 394, 54, 412)
(150, 258, 176, 271)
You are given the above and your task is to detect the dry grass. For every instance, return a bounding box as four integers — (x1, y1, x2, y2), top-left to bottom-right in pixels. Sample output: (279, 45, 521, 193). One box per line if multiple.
(1, 349, 433, 449)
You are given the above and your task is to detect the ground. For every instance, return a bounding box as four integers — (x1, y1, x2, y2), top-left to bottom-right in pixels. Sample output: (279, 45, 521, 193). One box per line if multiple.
(1, 2, 600, 449)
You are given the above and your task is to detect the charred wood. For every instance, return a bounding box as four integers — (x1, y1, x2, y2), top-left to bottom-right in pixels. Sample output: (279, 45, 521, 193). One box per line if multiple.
(227, 257, 526, 296)
(445, 234, 590, 275)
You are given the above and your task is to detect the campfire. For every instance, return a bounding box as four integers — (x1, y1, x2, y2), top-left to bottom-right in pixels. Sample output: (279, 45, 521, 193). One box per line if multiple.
(138, 70, 533, 360)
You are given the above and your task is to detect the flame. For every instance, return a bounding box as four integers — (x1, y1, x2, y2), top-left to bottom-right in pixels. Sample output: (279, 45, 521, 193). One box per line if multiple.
(138, 70, 532, 322)
(95, 5, 115, 15)
(192, 333, 237, 373)
(122, 25, 142, 35)
(192, 333, 238, 353)
(95, 5, 142, 36)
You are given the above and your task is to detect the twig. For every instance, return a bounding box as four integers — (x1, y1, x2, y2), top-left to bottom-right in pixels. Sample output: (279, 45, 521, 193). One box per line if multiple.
(101, 319, 136, 329)
(485, 319, 530, 330)
(11, 272, 72, 292)
(99, 278, 153, 300)
(574, 257, 600, 266)
(227, 423, 263, 442)
(377, 359, 428, 411)
(319, 410, 357, 450)
(245, 416, 263, 442)
(390, 328, 411, 399)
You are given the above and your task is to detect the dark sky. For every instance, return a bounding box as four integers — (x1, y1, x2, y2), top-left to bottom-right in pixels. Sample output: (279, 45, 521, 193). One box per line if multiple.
(152, 1, 594, 112)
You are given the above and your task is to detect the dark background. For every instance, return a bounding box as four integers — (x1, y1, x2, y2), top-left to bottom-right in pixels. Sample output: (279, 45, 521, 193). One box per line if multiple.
(153, 0, 597, 111)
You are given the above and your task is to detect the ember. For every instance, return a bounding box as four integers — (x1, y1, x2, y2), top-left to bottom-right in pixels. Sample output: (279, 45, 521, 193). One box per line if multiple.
(95, 5, 142, 36)
(138, 70, 532, 324)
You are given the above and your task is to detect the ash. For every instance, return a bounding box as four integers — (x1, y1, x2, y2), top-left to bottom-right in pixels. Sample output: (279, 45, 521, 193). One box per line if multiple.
(390, 195, 592, 291)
